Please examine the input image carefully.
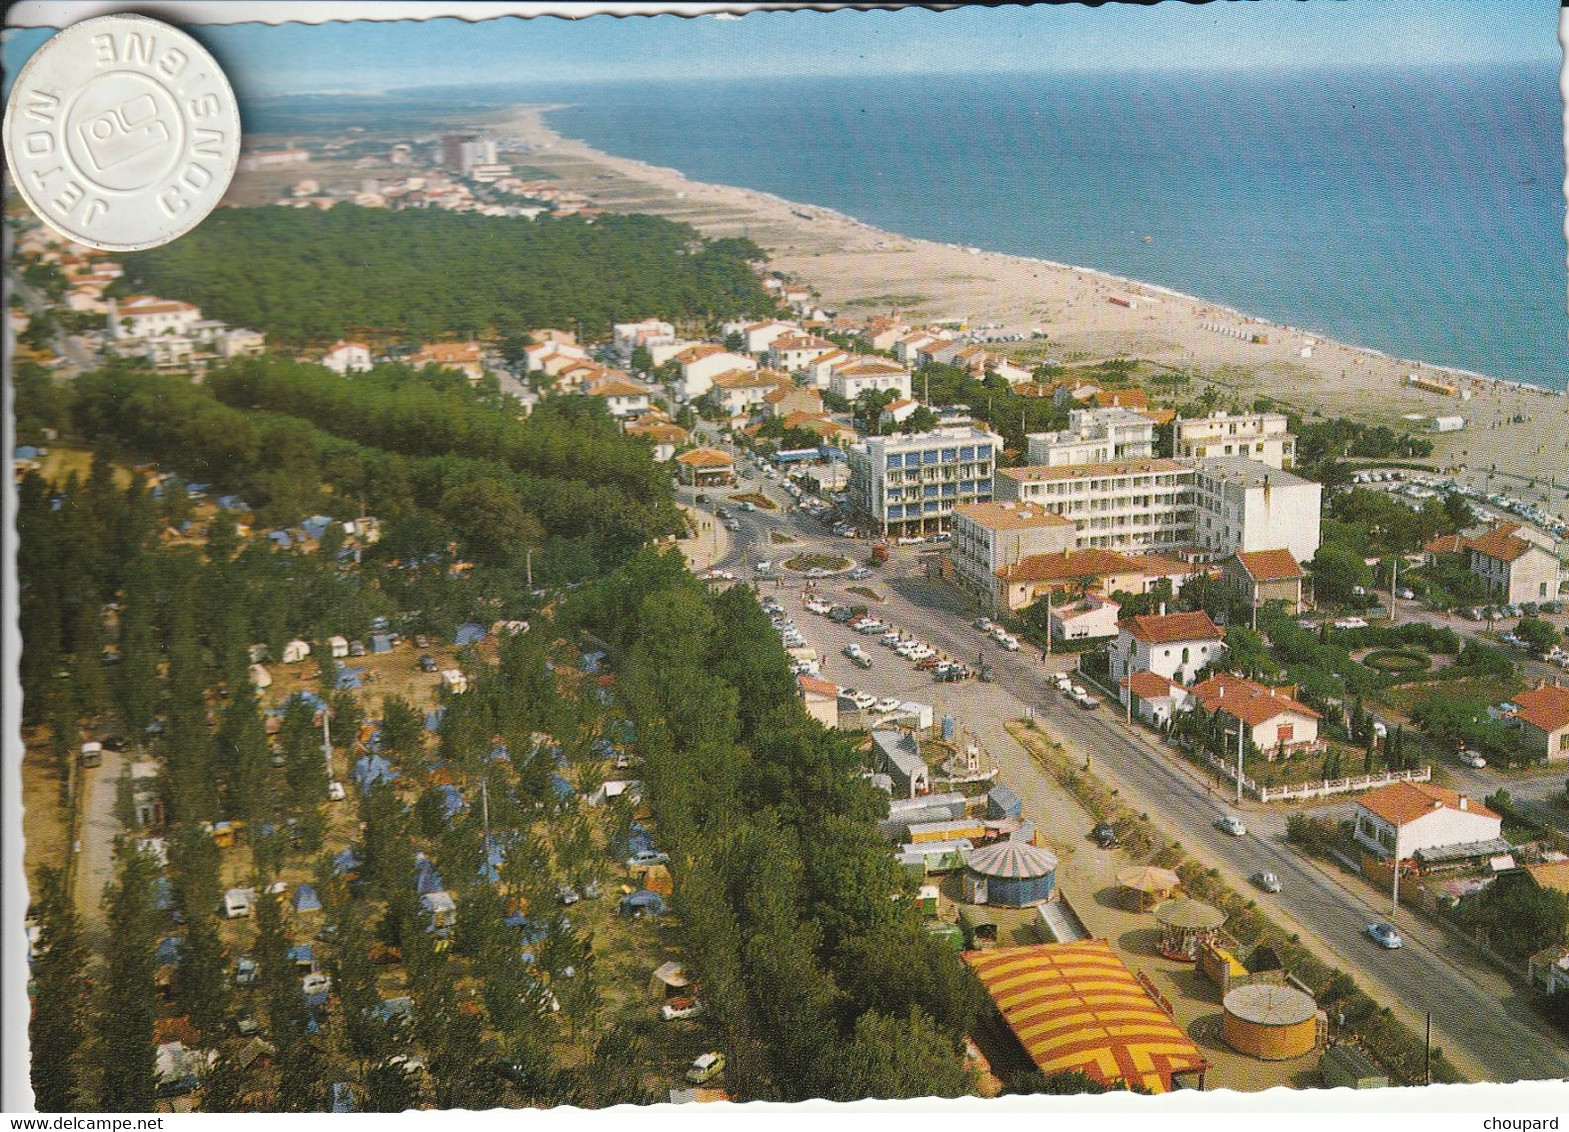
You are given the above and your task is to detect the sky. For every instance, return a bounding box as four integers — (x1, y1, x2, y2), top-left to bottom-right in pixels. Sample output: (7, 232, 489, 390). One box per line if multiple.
(2, 1, 1561, 98)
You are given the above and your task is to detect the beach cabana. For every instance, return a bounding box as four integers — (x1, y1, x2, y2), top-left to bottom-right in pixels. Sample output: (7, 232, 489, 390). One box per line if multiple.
(1116, 864, 1181, 911)
(1154, 898, 1227, 961)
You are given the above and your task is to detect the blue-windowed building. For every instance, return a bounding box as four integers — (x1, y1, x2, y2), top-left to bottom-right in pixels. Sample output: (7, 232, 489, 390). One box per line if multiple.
(845, 426, 1004, 536)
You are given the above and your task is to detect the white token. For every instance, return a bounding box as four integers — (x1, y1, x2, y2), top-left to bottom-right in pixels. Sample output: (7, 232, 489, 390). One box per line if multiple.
(3, 13, 240, 252)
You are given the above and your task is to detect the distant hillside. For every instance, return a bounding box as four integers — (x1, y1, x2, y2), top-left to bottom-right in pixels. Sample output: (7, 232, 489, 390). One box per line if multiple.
(120, 205, 774, 345)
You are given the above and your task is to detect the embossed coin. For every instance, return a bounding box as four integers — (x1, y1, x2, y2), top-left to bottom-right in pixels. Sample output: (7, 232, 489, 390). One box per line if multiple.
(3, 13, 240, 251)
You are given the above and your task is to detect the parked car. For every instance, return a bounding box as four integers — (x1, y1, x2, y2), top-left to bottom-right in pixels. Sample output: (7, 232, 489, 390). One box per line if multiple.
(1075, 691, 1099, 710)
(850, 653, 873, 669)
(1365, 922, 1403, 949)
(1091, 823, 1119, 849)
(661, 997, 704, 1022)
(849, 567, 873, 580)
(1458, 749, 1488, 769)
(1251, 870, 1282, 893)
(872, 697, 902, 715)
(1215, 815, 1247, 837)
(686, 1052, 726, 1084)
(418, 654, 437, 672)
(625, 849, 670, 869)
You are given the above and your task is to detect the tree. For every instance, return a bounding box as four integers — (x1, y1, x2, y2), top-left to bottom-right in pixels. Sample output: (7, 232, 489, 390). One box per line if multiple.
(28, 867, 90, 1111)
(97, 846, 160, 1110)
(1308, 543, 1372, 607)
(1516, 617, 1559, 656)
(1469, 875, 1569, 963)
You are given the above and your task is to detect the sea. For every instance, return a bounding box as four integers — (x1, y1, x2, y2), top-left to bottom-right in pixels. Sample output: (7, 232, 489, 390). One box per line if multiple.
(536, 66, 1566, 391)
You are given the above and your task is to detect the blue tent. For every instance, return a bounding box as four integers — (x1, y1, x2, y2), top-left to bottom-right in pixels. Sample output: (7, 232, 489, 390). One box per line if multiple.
(268, 529, 293, 547)
(288, 943, 315, 968)
(286, 690, 328, 712)
(353, 753, 395, 793)
(455, 622, 486, 645)
(487, 743, 511, 764)
(436, 784, 465, 819)
(334, 665, 365, 690)
(151, 875, 174, 912)
(156, 937, 183, 965)
(413, 855, 445, 895)
(370, 633, 396, 654)
(301, 515, 334, 539)
(619, 890, 665, 917)
(371, 996, 413, 1024)
(217, 494, 249, 512)
(424, 707, 446, 732)
(370, 616, 391, 631)
(293, 884, 323, 913)
(590, 737, 617, 759)
(582, 650, 607, 673)
(363, 726, 384, 751)
(15, 445, 38, 460)
(186, 482, 210, 497)
(332, 848, 363, 876)
(549, 773, 576, 803)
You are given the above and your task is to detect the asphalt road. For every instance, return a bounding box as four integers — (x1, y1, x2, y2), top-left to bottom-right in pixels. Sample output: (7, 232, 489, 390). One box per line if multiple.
(689, 468, 1569, 1084)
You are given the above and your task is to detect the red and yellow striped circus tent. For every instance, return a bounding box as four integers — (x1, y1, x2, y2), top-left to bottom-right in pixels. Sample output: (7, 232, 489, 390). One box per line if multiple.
(964, 939, 1209, 1093)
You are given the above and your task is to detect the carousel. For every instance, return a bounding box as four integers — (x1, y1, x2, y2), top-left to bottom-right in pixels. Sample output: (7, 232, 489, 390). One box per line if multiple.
(1153, 898, 1226, 961)
(1115, 864, 1181, 911)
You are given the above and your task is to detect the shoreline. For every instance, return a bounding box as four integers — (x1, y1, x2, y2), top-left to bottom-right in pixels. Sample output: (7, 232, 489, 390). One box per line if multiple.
(492, 104, 1568, 520)
(529, 106, 1563, 401)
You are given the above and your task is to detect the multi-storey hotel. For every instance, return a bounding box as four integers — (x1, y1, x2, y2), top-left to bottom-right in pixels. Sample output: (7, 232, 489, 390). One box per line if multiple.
(846, 427, 1003, 536)
(1174, 411, 1297, 470)
(1025, 407, 1156, 467)
(994, 458, 1194, 553)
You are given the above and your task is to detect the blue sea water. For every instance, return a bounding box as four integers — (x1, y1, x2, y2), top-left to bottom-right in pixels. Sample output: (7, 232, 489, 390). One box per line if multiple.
(543, 66, 1566, 389)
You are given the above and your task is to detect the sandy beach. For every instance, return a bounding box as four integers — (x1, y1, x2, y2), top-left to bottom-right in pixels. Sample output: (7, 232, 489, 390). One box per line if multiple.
(492, 105, 1569, 522)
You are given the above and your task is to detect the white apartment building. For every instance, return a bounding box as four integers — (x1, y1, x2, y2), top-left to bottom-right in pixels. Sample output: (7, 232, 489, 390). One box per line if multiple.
(994, 459, 1194, 553)
(612, 319, 676, 361)
(847, 426, 1003, 536)
(1025, 407, 1156, 467)
(722, 318, 799, 355)
(1110, 610, 1226, 687)
(672, 345, 757, 399)
(950, 501, 1076, 596)
(1175, 411, 1297, 470)
(829, 358, 913, 403)
(109, 296, 202, 340)
(767, 333, 836, 373)
(1190, 458, 1322, 564)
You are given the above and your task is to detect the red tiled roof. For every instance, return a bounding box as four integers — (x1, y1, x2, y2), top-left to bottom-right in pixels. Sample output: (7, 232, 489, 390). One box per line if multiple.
(1234, 549, 1306, 582)
(1356, 780, 1499, 827)
(1423, 534, 1466, 555)
(1466, 526, 1534, 564)
(1189, 672, 1320, 727)
(999, 548, 1132, 583)
(1120, 670, 1183, 699)
(797, 674, 839, 698)
(1121, 610, 1222, 645)
(674, 447, 734, 468)
(1515, 684, 1569, 734)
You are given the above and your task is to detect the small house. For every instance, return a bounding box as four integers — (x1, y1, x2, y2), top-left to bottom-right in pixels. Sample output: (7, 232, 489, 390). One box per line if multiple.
(986, 782, 1022, 820)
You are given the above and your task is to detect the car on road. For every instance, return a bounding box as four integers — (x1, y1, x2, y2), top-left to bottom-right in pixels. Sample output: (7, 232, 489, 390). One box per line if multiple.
(850, 653, 873, 669)
(661, 997, 704, 1022)
(1074, 691, 1099, 710)
(1365, 922, 1403, 949)
(1215, 815, 1247, 837)
(1052, 674, 1073, 692)
(686, 1052, 726, 1084)
(1251, 870, 1282, 893)
(846, 690, 877, 710)
(842, 643, 865, 659)
(625, 850, 670, 869)
(1091, 823, 1119, 849)
(1458, 749, 1488, 769)
(828, 606, 854, 623)
(739, 501, 756, 512)
(872, 697, 902, 715)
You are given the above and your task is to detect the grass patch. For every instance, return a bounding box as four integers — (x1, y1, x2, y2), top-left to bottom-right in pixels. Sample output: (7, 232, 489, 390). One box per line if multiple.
(847, 586, 883, 603)
(732, 493, 776, 510)
(1381, 674, 1525, 714)
(840, 293, 928, 310)
(769, 531, 795, 544)
(783, 553, 850, 572)
(1363, 648, 1431, 674)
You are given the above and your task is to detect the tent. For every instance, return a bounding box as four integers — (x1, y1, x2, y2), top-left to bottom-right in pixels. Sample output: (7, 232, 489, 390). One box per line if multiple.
(248, 663, 273, 689)
(288, 944, 315, 969)
(334, 665, 365, 690)
(424, 707, 446, 732)
(421, 891, 457, 931)
(619, 889, 666, 917)
(328, 636, 350, 658)
(286, 690, 328, 712)
(268, 530, 293, 548)
(353, 753, 396, 793)
(15, 445, 38, 460)
(293, 884, 323, 913)
(282, 639, 312, 664)
(370, 633, 396, 654)
(156, 937, 183, 966)
(487, 744, 511, 764)
(332, 848, 363, 876)
(549, 773, 576, 803)
(301, 515, 334, 539)
(218, 494, 249, 512)
(454, 622, 487, 645)
(436, 784, 465, 819)
(413, 854, 446, 895)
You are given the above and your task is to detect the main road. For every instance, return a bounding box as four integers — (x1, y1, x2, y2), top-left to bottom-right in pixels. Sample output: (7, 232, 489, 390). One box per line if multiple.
(685, 468, 1569, 1084)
